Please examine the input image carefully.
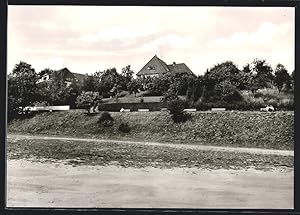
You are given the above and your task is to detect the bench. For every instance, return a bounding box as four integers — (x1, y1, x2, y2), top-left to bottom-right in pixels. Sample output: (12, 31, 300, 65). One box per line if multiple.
(138, 109, 149, 112)
(211, 108, 226, 111)
(184, 108, 197, 112)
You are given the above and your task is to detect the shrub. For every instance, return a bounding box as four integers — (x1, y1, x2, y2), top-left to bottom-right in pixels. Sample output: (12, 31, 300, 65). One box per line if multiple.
(76, 91, 102, 113)
(118, 122, 131, 133)
(98, 111, 114, 127)
(140, 97, 144, 103)
(162, 89, 179, 103)
(99, 102, 165, 112)
(167, 99, 190, 123)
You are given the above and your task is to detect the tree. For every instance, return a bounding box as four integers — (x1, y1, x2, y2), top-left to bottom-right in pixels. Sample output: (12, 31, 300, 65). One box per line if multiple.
(127, 79, 141, 96)
(274, 64, 291, 92)
(8, 61, 39, 117)
(120, 65, 134, 90)
(214, 80, 243, 102)
(76, 91, 102, 113)
(162, 87, 179, 103)
(202, 61, 245, 102)
(46, 70, 81, 107)
(97, 68, 122, 96)
(204, 61, 241, 89)
(38, 68, 53, 78)
(82, 75, 99, 92)
(191, 76, 205, 102)
(251, 59, 274, 89)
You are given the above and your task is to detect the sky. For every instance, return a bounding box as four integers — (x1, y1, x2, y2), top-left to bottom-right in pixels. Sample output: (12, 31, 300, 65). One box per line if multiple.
(8, 6, 295, 76)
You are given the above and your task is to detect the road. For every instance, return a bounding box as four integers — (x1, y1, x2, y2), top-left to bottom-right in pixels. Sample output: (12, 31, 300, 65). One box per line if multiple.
(6, 134, 294, 208)
(8, 134, 294, 156)
(7, 160, 293, 208)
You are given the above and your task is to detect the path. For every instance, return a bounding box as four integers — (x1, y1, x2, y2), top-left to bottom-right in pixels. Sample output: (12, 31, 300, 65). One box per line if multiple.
(7, 160, 293, 208)
(8, 134, 293, 156)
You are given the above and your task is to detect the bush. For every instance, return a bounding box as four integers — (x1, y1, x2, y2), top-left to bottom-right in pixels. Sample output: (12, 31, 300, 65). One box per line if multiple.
(98, 111, 114, 127)
(167, 99, 190, 123)
(99, 102, 165, 112)
(162, 89, 179, 103)
(118, 122, 131, 133)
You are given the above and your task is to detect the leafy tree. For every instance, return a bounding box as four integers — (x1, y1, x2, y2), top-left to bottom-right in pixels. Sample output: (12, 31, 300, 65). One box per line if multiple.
(120, 65, 134, 90)
(76, 91, 102, 113)
(143, 72, 195, 96)
(202, 61, 245, 102)
(82, 75, 99, 92)
(251, 59, 274, 89)
(8, 61, 39, 117)
(191, 76, 205, 102)
(204, 61, 241, 89)
(214, 80, 243, 102)
(110, 84, 122, 102)
(38, 68, 53, 78)
(97, 68, 122, 96)
(162, 87, 179, 103)
(274, 64, 291, 92)
(127, 79, 141, 96)
(47, 71, 81, 107)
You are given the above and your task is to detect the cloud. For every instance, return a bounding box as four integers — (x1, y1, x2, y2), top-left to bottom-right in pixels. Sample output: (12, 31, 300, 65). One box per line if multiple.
(78, 25, 158, 43)
(7, 6, 294, 76)
(207, 22, 283, 50)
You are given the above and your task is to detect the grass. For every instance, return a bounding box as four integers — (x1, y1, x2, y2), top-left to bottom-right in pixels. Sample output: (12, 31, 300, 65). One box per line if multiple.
(8, 138, 293, 170)
(8, 111, 294, 150)
(241, 88, 294, 110)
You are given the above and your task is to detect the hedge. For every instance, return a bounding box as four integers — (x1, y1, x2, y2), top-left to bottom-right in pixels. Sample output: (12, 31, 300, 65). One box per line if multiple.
(98, 102, 167, 112)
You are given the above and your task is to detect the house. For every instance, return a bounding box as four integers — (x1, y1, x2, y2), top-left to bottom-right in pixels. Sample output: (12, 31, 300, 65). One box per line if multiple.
(37, 67, 87, 87)
(136, 55, 195, 78)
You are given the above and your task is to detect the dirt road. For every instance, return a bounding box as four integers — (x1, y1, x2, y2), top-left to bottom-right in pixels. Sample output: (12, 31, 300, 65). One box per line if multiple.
(8, 134, 294, 156)
(7, 160, 293, 209)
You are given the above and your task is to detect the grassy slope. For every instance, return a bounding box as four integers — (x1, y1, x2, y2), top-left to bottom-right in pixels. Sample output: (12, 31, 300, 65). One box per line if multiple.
(8, 111, 294, 150)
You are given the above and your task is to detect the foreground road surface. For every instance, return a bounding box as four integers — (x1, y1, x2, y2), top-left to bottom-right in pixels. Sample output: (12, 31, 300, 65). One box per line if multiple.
(8, 134, 294, 156)
(7, 160, 293, 208)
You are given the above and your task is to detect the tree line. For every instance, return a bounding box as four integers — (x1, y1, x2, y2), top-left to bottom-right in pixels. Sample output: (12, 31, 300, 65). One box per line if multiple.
(8, 58, 294, 120)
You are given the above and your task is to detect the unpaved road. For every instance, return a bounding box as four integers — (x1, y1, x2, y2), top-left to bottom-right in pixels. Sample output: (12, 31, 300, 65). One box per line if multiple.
(7, 160, 293, 208)
(8, 134, 294, 156)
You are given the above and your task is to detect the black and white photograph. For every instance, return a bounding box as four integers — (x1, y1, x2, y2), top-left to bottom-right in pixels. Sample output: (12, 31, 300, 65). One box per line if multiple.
(6, 5, 294, 209)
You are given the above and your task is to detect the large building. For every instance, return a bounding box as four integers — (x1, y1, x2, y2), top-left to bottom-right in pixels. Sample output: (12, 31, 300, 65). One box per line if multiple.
(136, 55, 194, 78)
(37, 67, 87, 87)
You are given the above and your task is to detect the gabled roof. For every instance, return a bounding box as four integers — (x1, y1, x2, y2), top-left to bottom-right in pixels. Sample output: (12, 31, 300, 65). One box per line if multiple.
(72, 73, 87, 84)
(136, 55, 170, 76)
(137, 55, 195, 77)
(52, 67, 87, 83)
(167, 63, 195, 76)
